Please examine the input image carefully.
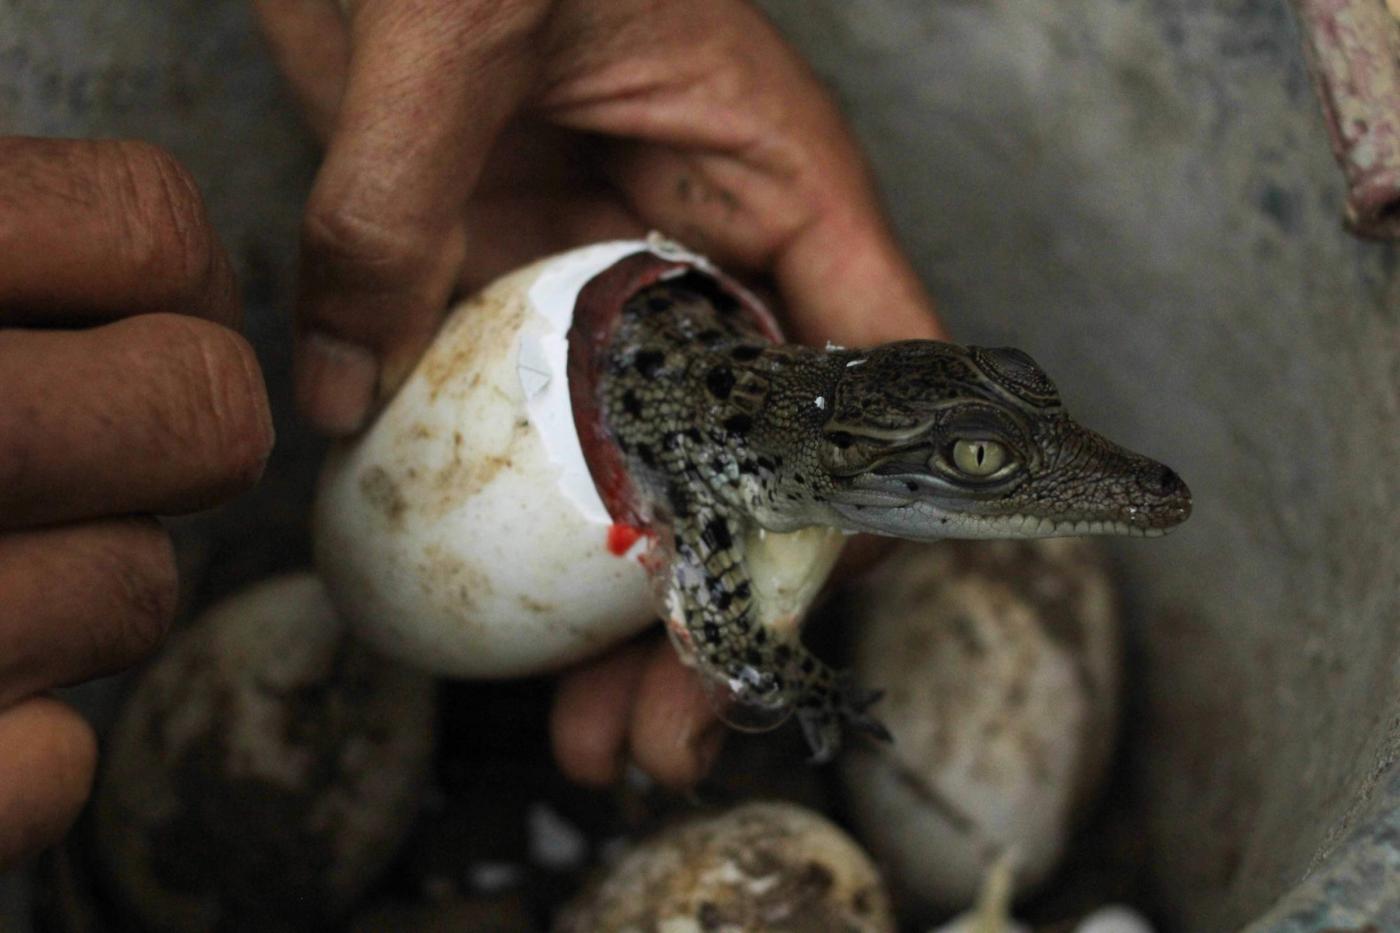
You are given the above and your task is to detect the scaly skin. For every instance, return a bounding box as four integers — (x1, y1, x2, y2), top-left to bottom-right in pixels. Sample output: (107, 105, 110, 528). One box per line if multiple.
(599, 273, 1191, 761)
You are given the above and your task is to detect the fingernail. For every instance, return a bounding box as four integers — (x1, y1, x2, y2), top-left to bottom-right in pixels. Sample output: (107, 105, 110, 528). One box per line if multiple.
(297, 331, 378, 435)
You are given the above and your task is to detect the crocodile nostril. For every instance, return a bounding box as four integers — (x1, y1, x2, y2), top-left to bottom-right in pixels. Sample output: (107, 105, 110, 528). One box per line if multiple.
(1146, 465, 1187, 497)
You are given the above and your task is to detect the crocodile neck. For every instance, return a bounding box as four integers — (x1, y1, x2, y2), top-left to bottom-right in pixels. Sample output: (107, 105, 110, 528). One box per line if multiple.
(597, 276, 885, 760)
(598, 276, 848, 533)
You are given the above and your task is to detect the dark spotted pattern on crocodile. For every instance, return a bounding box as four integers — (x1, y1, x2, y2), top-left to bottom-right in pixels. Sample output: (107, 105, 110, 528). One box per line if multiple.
(598, 274, 1191, 761)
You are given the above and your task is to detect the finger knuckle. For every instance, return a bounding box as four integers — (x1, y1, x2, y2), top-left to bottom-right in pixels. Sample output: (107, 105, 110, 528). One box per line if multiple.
(301, 199, 433, 289)
(108, 140, 224, 310)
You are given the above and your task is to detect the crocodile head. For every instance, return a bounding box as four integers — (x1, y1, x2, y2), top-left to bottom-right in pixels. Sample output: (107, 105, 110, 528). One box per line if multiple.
(812, 341, 1191, 539)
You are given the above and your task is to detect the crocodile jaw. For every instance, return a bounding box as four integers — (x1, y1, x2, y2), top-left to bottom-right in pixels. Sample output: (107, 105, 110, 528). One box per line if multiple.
(825, 499, 1186, 540)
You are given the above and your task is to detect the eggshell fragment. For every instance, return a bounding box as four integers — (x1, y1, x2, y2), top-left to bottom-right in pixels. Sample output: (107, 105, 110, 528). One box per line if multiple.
(90, 573, 435, 933)
(839, 539, 1121, 910)
(554, 801, 895, 932)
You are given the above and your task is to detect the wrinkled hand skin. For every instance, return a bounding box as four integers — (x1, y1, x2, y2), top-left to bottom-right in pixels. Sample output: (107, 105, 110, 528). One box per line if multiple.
(254, 0, 946, 788)
(0, 138, 274, 870)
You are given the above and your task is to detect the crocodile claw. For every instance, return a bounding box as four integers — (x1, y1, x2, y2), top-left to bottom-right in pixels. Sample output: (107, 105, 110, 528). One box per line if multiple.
(796, 676, 892, 764)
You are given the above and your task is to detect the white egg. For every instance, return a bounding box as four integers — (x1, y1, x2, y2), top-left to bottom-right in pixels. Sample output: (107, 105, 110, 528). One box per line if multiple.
(839, 539, 1121, 911)
(315, 238, 843, 680)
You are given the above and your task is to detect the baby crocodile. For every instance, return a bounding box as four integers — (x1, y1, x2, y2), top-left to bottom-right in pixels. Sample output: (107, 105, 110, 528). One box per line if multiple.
(599, 272, 1191, 761)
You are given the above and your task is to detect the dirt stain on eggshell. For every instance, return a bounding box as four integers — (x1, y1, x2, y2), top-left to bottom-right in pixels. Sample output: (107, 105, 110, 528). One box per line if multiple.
(418, 288, 524, 403)
(387, 286, 539, 521)
(517, 593, 557, 616)
(144, 688, 345, 931)
(409, 417, 534, 520)
(111, 625, 424, 932)
(850, 542, 1108, 792)
(882, 755, 979, 836)
(419, 541, 492, 622)
(358, 466, 407, 529)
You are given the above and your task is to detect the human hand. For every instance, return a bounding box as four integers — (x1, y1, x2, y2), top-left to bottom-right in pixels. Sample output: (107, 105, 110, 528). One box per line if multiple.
(255, 0, 944, 788)
(0, 138, 274, 868)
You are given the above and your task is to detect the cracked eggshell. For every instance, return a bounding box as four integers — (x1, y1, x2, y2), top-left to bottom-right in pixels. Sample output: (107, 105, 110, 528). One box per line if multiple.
(90, 573, 436, 933)
(554, 801, 895, 933)
(839, 540, 1121, 911)
(315, 239, 838, 681)
(314, 242, 666, 678)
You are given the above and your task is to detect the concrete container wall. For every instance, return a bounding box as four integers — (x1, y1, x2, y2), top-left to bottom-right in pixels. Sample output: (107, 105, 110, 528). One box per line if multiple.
(2, 0, 1396, 928)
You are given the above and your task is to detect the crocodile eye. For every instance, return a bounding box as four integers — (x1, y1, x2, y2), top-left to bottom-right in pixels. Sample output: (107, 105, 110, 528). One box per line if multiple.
(951, 439, 1006, 476)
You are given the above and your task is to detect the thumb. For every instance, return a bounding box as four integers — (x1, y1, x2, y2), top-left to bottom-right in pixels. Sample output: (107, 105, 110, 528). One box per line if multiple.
(293, 0, 548, 434)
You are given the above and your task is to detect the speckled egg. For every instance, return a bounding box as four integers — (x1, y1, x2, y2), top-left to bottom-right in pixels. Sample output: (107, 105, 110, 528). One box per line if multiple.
(839, 539, 1121, 910)
(90, 573, 436, 933)
(554, 801, 894, 932)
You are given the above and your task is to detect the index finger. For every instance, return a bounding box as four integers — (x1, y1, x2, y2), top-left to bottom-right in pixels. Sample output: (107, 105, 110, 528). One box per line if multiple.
(0, 315, 273, 528)
(0, 138, 239, 329)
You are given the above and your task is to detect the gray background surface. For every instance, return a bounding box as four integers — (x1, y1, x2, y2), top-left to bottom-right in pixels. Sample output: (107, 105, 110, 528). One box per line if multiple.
(1, 0, 1397, 929)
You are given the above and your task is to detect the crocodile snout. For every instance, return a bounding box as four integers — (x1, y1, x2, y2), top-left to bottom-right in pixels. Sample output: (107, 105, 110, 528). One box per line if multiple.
(1130, 461, 1193, 530)
(1146, 465, 1188, 498)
